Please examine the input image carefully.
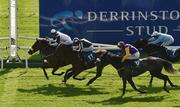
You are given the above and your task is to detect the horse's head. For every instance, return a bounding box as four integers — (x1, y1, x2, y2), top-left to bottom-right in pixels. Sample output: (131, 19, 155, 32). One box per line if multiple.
(28, 38, 49, 55)
(133, 38, 148, 48)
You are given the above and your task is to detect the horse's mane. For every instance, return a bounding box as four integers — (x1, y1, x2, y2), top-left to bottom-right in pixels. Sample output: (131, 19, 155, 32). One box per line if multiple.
(37, 38, 50, 44)
(135, 38, 164, 51)
(95, 49, 107, 53)
(106, 52, 123, 61)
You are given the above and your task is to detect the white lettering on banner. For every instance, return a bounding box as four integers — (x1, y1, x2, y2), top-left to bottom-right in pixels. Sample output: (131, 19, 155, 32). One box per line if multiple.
(100, 11, 108, 21)
(121, 11, 129, 21)
(159, 11, 169, 20)
(110, 11, 118, 21)
(126, 26, 134, 36)
(88, 12, 97, 21)
(126, 26, 168, 36)
(138, 11, 148, 20)
(87, 10, 180, 21)
(87, 10, 179, 36)
(150, 11, 158, 20)
(170, 10, 180, 20)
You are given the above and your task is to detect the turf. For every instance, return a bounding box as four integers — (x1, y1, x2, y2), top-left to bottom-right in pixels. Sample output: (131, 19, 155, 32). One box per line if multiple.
(0, 65, 180, 107)
(0, 0, 39, 59)
(0, 0, 180, 107)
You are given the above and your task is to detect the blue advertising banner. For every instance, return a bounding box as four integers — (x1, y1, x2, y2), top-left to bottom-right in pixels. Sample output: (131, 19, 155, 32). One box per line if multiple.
(40, 0, 180, 45)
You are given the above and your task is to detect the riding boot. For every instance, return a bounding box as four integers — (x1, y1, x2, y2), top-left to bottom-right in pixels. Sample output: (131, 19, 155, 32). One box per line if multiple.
(134, 60, 140, 69)
(95, 58, 101, 65)
(124, 60, 134, 73)
(130, 61, 134, 73)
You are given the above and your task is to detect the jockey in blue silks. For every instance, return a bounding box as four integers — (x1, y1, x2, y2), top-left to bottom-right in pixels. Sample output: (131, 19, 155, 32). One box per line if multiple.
(148, 31, 174, 47)
(72, 38, 95, 64)
(117, 41, 140, 68)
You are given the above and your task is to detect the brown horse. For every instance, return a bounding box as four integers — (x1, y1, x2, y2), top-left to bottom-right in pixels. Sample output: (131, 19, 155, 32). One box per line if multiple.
(28, 38, 67, 80)
(28, 38, 107, 81)
(86, 52, 178, 96)
(133, 38, 180, 62)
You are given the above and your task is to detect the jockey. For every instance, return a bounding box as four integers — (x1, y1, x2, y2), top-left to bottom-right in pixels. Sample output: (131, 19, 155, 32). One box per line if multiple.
(72, 37, 94, 64)
(50, 29, 73, 47)
(117, 41, 140, 68)
(148, 31, 174, 47)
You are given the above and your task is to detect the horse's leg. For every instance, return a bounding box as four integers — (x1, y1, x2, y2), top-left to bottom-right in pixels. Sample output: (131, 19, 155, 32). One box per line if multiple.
(167, 77, 178, 87)
(148, 75, 153, 87)
(72, 70, 86, 81)
(63, 68, 73, 83)
(64, 68, 73, 78)
(153, 73, 170, 93)
(86, 64, 104, 86)
(42, 66, 49, 80)
(41, 57, 49, 80)
(121, 76, 127, 96)
(52, 67, 64, 76)
(127, 76, 146, 94)
(116, 70, 127, 96)
(163, 79, 169, 93)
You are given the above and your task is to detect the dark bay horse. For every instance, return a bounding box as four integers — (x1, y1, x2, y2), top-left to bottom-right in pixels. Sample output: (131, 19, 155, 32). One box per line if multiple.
(28, 38, 107, 81)
(28, 38, 68, 80)
(133, 38, 180, 62)
(87, 52, 178, 96)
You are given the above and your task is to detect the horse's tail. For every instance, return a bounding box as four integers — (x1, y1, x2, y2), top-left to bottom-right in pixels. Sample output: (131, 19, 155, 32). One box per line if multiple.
(161, 59, 177, 74)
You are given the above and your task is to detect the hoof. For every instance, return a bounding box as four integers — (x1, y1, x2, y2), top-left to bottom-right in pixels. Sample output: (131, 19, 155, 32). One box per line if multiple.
(164, 89, 170, 93)
(46, 77, 49, 80)
(86, 83, 90, 86)
(62, 80, 66, 83)
(172, 85, 178, 87)
(148, 84, 152, 88)
(121, 93, 125, 97)
(140, 91, 147, 94)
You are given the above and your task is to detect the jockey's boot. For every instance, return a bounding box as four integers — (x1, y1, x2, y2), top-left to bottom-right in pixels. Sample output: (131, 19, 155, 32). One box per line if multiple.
(95, 58, 101, 65)
(133, 60, 140, 69)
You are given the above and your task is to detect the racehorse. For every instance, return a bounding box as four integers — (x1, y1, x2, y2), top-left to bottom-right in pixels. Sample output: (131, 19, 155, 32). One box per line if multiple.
(28, 38, 107, 81)
(28, 38, 68, 80)
(86, 52, 178, 96)
(133, 38, 180, 62)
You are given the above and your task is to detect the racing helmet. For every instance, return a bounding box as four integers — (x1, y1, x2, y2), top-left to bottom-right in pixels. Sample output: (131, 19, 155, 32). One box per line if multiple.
(50, 29, 57, 35)
(151, 31, 159, 37)
(73, 37, 80, 44)
(117, 41, 125, 48)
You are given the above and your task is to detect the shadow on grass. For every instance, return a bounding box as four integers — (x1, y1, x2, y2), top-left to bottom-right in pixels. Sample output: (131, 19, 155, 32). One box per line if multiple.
(88, 81, 170, 105)
(17, 84, 109, 97)
(87, 95, 165, 105)
(0, 68, 12, 76)
(137, 84, 180, 93)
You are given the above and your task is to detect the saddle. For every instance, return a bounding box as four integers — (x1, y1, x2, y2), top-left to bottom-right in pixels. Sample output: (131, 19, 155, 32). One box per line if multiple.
(80, 51, 97, 65)
(165, 48, 176, 58)
(124, 59, 141, 69)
